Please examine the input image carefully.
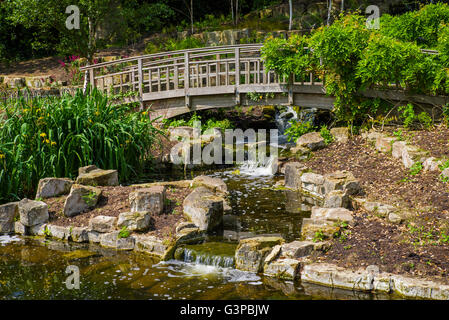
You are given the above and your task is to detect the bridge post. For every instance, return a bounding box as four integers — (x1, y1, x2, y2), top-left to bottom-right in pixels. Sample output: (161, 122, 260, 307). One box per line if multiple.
(235, 47, 240, 105)
(288, 74, 294, 105)
(138, 58, 144, 110)
(184, 52, 190, 108)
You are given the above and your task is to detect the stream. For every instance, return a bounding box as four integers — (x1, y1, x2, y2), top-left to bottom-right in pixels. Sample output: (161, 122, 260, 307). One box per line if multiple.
(0, 108, 393, 300)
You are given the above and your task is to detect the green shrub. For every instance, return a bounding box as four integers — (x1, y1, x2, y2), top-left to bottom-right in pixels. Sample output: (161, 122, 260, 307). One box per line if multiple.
(0, 88, 159, 203)
(319, 125, 334, 145)
(398, 103, 433, 129)
(284, 120, 314, 143)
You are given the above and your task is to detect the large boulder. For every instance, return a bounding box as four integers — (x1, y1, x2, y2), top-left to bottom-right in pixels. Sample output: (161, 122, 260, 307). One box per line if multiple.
(330, 127, 349, 143)
(300, 172, 326, 197)
(281, 241, 316, 259)
(35, 178, 73, 199)
(18, 199, 49, 227)
(296, 132, 326, 151)
(323, 190, 350, 208)
(63, 184, 102, 217)
(88, 215, 117, 233)
(117, 211, 151, 232)
(323, 170, 362, 196)
(301, 218, 340, 241)
(191, 175, 228, 195)
(99, 231, 135, 250)
(129, 186, 166, 214)
(134, 234, 169, 258)
(235, 236, 284, 273)
(76, 168, 118, 186)
(0, 202, 18, 234)
(423, 157, 442, 172)
(263, 258, 301, 280)
(183, 187, 224, 233)
(284, 162, 307, 190)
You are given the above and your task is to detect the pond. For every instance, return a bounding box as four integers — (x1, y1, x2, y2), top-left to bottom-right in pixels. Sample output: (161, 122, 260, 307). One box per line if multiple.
(0, 169, 390, 300)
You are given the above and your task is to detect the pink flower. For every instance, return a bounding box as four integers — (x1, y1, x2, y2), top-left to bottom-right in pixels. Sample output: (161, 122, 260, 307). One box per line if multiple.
(58, 60, 66, 67)
(93, 59, 98, 65)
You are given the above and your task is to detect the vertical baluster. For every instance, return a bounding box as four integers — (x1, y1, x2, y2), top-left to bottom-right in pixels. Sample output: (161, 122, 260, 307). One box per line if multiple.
(174, 59, 179, 89)
(138, 58, 143, 96)
(235, 47, 240, 104)
(206, 62, 210, 87)
(184, 51, 190, 108)
(148, 69, 152, 93)
(166, 67, 170, 91)
(216, 53, 220, 86)
(157, 68, 161, 92)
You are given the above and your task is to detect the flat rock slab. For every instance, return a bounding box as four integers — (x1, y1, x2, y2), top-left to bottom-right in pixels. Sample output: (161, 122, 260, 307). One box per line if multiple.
(100, 231, 135, 250)
(183, 187, 224, 233)
(35, 178, 73, 199)
(0, 202, 18, 234)
(264, 258, 301, 280)
(235, 236, 284, 273)
(375, 135, 395, 153)
(129, 186, 166, 214)
(311, 207, 354, 223)
(191, 175, 228, 195)
(63, 184, 102, 217)
(89, 215, 117, 233)
(76, 169, 118, 186)
(117, 211, 151, 232)
(323, 170, 362, 196)
(296, 132, 325, 151)
(323, 190, 349, 208)
(301, 218, 340, 241)
(18, 199, 49, 227)
(281, 241, 316, 259)
(134, 235, 169, 258)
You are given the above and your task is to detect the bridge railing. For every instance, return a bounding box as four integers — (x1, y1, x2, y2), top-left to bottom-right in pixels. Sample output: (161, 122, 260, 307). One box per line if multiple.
(79, 44, 322, 105)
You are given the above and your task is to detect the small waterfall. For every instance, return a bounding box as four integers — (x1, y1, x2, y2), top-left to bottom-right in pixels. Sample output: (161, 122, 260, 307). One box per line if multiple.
(183, 248, 235, 268)
(239, 154, 277, 176)
(175, 243, 236, 268)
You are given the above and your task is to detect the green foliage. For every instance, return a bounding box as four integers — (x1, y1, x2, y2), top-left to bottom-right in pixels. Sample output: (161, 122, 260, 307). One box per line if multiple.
(284, 120, 314, 143)
(162, 112, 234, 134)
(319, 125, 333, 145)
(398, 104, 433, 129)
(380, 3, 449, 48)
(0, 88, 159, 203)
(261, 4, 449, 124)
(118, 226, 130, 239)
(409, 162, 423, 176)
(312, 230, 326, 242)
(261, 34, 315, 78)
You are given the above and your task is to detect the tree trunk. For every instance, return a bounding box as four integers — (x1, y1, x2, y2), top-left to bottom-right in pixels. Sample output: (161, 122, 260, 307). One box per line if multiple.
(231, 0, 235, 25)
(190, 0, 194, 34)
(288, 0, 293, 31)
(235, 0, 239, 25)
(327, 0, 332, 26)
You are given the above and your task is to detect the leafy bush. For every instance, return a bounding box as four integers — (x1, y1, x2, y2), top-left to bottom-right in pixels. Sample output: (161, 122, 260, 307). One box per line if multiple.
(319, 125, 334, 145)
(261, 34, 315, 79)
(145, 36, 206, 54)
(0, 89, 159, 203)
(162, 112, 234, 133)
(380, 3, 449, 48)
(284, 120, 314, 143)
(398, 103, 433, 129)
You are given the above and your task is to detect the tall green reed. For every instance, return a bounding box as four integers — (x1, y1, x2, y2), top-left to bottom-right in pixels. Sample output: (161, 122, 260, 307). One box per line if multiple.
(0, 88, 160, 203)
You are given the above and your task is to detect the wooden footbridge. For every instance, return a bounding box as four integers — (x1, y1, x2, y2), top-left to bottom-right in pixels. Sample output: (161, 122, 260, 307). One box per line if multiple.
(80, 44, 449, 120)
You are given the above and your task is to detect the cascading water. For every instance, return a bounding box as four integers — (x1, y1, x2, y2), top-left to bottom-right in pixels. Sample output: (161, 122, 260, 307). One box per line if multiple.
(275, 106, 317, 146)
(175, 242, 237, 268)
(238, 155, 277, 176)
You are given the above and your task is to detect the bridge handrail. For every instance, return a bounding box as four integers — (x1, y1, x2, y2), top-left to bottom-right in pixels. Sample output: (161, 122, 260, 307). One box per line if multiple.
(79, 43, 264, 71)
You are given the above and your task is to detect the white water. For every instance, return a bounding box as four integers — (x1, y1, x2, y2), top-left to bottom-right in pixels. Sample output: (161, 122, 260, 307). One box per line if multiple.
(239, 155, 278, 176)
(155, 260, 261, 283)
(0, 235, 23, 246)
